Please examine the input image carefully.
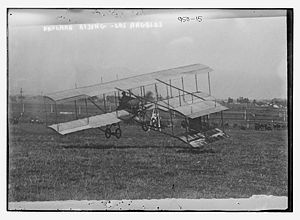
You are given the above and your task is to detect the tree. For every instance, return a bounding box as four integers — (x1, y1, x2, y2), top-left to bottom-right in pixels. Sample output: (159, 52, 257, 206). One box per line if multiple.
(237, 97, 250, 104)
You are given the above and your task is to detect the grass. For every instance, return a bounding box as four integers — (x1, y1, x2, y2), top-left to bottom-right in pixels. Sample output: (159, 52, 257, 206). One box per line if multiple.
(8, 123, 288, 201)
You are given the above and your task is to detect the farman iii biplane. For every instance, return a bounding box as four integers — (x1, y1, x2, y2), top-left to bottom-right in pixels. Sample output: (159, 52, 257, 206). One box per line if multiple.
(44, 64, 228, 147)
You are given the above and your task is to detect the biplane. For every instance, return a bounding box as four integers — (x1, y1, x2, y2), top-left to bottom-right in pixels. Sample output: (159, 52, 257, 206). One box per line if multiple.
(44, 64, 229, 147)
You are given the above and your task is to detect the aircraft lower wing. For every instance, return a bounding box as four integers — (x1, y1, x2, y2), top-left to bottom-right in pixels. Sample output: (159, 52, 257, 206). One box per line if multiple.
(175, 100, 228, 119)
(153, 93, 228, 118)
(48, 110, 130, 135)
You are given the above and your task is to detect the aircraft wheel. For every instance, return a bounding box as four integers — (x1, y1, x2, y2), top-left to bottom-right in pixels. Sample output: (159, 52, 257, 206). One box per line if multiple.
(151, 118, 158, 128)
(115, 128, 122, 139)
(105, 128, 111, 139)
(142, 122, 149, 132)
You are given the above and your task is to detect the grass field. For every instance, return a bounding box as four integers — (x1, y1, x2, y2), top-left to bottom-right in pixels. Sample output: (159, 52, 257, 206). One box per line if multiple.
(8, 123, 288, 202)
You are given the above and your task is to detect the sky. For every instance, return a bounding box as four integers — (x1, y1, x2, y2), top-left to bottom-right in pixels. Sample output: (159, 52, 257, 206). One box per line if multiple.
(8, 9, 287, 99)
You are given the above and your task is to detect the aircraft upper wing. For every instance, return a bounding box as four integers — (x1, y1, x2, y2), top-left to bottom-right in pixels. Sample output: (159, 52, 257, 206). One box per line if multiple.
(45, 63, 212, 103)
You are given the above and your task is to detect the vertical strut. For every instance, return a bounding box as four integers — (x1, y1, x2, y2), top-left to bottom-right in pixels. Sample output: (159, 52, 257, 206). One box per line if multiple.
(154, 83, 159, 101)
(114, 91, 118, 107)
(178, 90, 181, 106)
(169, 79, 173, 97)
(195, 74, 198, 92)
(54, 102, 58, 131)
(85, 98, 89, 124)
(166, 84, 170, 108)
(74, 100, 78, 119)
(208, 72, 211, 96)
(181, 77, 185, 101)
(166, 83, 174, 135)
(114, 91, 118, 117)
(143, 86, 146, 99)
(43, 97, 48, 126)
(103, 94, 106, 112)
(170, 110, 174, 136)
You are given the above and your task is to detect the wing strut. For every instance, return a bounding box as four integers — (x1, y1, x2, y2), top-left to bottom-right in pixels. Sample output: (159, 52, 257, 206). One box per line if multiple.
(208, 72, 211, 95)
(43, 96, 48, 126)
(115, 87, 174, 112)
(156, 78, 206, 101)
(195, 74, 199, 92)
(74, 100, 78, 119)
(87, 97, 105, 113)
(165, 82, 174, 136)
(155, 78, 217, 108)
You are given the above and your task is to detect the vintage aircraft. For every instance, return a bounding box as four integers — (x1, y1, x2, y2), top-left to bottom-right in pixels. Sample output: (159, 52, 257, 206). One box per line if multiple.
(44, 63, 229, 147)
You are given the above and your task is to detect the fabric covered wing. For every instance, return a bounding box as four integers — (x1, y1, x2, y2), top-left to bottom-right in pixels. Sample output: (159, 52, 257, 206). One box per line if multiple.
(174, 101, 228, 119)
(46, 63, 212, 103)
(48, 110, 130, 135)
(153, 91, 228, 118)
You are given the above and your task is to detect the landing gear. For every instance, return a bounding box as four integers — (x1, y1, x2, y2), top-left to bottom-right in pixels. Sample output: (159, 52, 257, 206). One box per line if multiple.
(104, 123, 122, 139)
(141, 109, 161, 132)
(151, 118, 158, 128)
(115, 128, 122, 139)
(105, 127, 112, 138)
(150, 109, 161, 131)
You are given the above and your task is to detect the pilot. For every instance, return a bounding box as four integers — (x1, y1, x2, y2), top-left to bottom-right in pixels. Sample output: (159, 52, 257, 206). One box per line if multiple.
(118, 91, 131, 110)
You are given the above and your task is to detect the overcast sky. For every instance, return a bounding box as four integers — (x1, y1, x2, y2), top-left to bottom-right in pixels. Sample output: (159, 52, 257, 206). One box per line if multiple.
(8, 9, 287, 99)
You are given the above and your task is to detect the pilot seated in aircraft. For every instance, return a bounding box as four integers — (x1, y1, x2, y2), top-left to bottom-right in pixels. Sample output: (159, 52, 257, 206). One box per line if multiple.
(117, 91, 133, 110)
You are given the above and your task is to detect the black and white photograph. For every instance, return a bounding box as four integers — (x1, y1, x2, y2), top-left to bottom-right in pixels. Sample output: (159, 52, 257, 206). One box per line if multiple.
(7, 8, 292, 211)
